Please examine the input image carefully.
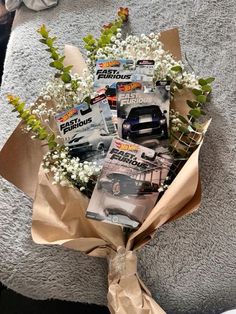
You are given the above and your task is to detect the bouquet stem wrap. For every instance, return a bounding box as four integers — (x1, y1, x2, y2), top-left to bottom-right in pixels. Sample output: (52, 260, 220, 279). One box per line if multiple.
(0, 28, 210, 313)
(107, 247, 166, 314)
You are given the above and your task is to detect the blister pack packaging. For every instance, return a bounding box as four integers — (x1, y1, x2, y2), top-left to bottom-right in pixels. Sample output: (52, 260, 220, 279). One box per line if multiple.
(86, 137, 173, 229)
(55, 94, 116, 161)
(116, 81, 170, 152)
(94, 59, 155, 117)
(94, 59, 134, 115)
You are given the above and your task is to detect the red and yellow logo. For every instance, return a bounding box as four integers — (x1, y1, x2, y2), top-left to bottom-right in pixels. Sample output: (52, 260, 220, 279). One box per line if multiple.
(98, 60, 120, 68)
(58, 108, 77, 122)
(115, 141, 138, 151)
(118, 82, 142, 92)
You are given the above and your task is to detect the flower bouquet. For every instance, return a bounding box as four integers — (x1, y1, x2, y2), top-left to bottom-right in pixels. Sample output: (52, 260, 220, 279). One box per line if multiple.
(0, 8, 214, 314)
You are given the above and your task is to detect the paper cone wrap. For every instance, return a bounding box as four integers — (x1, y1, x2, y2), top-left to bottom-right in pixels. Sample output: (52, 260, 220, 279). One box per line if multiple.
(0, 29, 211, 313)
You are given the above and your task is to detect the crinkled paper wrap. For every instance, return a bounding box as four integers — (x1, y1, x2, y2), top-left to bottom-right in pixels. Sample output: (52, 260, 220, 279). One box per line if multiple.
(0, 29, 211, 313)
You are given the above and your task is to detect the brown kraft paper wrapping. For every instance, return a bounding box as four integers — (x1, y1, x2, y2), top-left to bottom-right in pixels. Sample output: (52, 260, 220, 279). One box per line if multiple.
(0, 29, 211, 313)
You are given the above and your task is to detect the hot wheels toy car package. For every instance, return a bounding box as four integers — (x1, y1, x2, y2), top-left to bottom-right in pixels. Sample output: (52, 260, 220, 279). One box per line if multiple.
(94, 59, 135, 116)
(86, 137, 173, 229)
(132, 60, 155, 82)
(116, 81, 170, 151)
(55, 94, 116, 161)
(94, 59, 155, 116)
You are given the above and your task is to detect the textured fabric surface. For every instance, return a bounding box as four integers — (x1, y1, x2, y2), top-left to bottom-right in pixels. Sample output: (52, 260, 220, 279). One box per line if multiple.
(0, 1, 235, 313)
(5, 0, 58, 12)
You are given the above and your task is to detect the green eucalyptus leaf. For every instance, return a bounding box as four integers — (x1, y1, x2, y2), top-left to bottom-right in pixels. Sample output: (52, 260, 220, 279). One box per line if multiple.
(39, 39, 47, 44)
(51, 51, 59, 60)
(39, 133, 47, 140)
(84, 44, 94, 51)
(178, 114, 189, 125)
(88, 38, 96, 45)
(198, 78, 207, 86)
(63, 65, 73, 72)
(83, 34, 94, 44)
(205, 77, 215, 84)
(192, 89, 202, 96)
(17, 103, 25, 113)
(197, 94, 207, 103)
(48, 142, 57, 150)
(32, 126, 40, 132)
(189, 108, 202, 118)
(202, 85, 212, 92)
(54, 60, 64, 70)
(46, 38, 54, 47)
(186, 100, 197, 109)
(61, 72, 71, 83)
(171, 65, 182, 72)
(21, 110, 30, 119)
(59, 56, 65, 63)
(38, 25, 48, 38)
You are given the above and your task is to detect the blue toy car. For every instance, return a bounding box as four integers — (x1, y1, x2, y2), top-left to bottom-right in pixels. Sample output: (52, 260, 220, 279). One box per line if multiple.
(122, 105, 168, 140)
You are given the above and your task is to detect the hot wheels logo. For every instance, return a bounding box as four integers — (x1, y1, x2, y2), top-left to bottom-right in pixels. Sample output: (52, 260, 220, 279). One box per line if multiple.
(118, 82, 142, 92)
(98, 60, 120, 68)
(57, 108, 77, 122)
(115, 141, 138, 151)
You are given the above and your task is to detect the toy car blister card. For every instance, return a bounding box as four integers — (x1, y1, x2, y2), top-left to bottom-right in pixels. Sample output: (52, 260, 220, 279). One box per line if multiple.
(94, 59, 135, 117)
(86, 137, 173, 228)
(55, 94, 116, 161)
(116, 81, 170, 151)
(132, 60, 155, 82)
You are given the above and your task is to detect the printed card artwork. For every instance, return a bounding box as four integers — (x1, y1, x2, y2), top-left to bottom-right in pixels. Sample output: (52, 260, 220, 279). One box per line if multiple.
(116, 81, 170, 152)
(55, 94, 116, 161)
(86, 137, 173, 228)
(94, 59, 155, 116)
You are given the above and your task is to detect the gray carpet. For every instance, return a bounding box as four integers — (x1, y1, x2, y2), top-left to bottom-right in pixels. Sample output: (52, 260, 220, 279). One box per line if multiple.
(0, 1, 235, 313)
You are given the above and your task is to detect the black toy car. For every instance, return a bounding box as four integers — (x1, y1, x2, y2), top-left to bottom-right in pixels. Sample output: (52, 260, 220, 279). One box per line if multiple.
(97, 172, 157, 196)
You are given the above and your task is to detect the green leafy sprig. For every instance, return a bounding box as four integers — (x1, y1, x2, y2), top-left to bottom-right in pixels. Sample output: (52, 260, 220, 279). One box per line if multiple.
(169, 65, 215, 156)
(170, 65, 215, 122)
(37, 25, 73, 84)
(7, 95, 58, 150)
(83, 7, 129, 60)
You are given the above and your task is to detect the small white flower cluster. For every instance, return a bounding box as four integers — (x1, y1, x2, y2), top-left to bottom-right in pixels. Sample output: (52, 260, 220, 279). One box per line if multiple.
(34, 70, 95, 118)
(158, 180, 169, 193)
(42, 148, 102, 191)
(92, 32, 200, 90)
(170, 109, 183, 133)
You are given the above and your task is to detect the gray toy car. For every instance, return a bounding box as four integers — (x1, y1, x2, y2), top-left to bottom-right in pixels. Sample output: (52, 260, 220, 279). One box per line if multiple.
(68, 129, 113, 157)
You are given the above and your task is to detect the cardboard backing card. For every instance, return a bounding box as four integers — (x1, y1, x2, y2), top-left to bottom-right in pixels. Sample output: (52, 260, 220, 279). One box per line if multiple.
(55, 94, 116, 161)
(86, 137, 173, 228)
(94, 59, 155, 117)
(116, 81, 170, 152)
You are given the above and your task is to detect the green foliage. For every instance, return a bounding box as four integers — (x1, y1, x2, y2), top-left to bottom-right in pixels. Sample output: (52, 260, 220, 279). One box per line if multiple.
(196, 94, 207, 103)
(83, 7, 129, 59)
(171, 65, 182, 72)
(7, 95, 58, 150)
(185, 75, 215, 123)
(170, 74, 215, 157)
(37, 25, 75, 86)
(205, 77, 215, 84)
